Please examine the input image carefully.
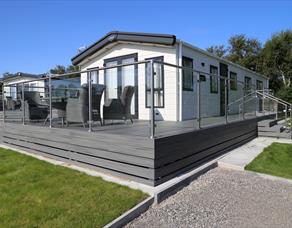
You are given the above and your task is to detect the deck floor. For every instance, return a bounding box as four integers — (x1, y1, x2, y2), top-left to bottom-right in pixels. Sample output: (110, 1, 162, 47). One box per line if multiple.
(0, 111, 261, 138)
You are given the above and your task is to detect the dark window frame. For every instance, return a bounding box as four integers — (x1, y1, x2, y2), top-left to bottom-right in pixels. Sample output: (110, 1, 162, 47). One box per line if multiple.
(244, 76, 252, 91)
(145, 56, 165, 108)
(256, 80, 263, 91)
(229, 71, 237, 91)
(182, 56, 194, 91)
(210, 65, 219, 93)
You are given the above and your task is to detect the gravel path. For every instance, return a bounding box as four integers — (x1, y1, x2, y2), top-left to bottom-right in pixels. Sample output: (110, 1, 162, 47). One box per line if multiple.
(126, 168, 292, 228)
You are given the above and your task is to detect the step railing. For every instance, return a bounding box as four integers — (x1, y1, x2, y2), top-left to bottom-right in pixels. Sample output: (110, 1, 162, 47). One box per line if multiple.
(256, 91, 292, 132)
(227, 89, 292, 133)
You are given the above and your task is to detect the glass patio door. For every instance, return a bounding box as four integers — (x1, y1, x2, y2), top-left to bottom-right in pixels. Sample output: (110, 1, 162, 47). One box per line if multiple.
(105, 61, 118, 100)
(104, 54, 137, 117)
(121, 57, 135, 114)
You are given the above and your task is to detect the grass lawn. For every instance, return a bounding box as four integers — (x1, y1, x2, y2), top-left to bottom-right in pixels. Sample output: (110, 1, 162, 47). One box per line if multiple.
(245, 142, 292, 180)
(0, 148, 148, 228)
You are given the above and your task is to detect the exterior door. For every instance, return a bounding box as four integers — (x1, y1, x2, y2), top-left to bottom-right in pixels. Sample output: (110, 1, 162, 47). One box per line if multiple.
(220, 63, 228, 116)
(104, 54, 138, 118)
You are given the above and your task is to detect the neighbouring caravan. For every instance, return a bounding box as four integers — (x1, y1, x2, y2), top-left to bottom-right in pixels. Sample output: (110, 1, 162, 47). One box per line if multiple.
(2, 72, 46, 99)
(71, 31, 269, 122)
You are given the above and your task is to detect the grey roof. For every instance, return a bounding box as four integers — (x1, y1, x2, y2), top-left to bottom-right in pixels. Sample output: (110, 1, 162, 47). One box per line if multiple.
(71, 31, 176, 65)
(2, 72, 43, 82)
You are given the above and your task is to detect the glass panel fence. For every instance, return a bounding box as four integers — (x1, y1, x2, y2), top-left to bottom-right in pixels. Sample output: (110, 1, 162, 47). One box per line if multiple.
(2, 60, 286, 139)
(277, 102, 287, 122)
(154, 63, 197, 137)
(50, 72, 81, 128)
(23, 79, 49, 126)
(200, 76, 226, 127)
(89, 62, 146, 135)
(243, 91, 257, 119)
(262, 95, 276, 115)
(227, 81, 244, 122)
(3, 84, 23, 123)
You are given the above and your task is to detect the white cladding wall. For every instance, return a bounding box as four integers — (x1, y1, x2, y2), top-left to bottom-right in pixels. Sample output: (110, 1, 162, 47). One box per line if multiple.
(79, 43, 178, 121)
(182, 44, 268, 119)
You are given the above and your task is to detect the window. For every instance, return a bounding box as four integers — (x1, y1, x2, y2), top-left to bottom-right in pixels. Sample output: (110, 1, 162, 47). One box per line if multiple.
(256, 80, 263, 91)
(230, 72, 237, 91)
(220, 63, 228, 77)
(182, 56, 193, 91)
(210, 65, 218, 93)
(29, 83, 37, 92)
(88, 68, 99, 84)
(145, 56, 164, 108)
(244, 76, 252, 92)
(200, 75, 206, 82)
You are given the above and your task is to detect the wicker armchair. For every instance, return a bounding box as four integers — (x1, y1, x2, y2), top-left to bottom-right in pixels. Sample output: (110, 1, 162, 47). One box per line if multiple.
(66, 84, 105, 127)
(103, 85, 135, 124)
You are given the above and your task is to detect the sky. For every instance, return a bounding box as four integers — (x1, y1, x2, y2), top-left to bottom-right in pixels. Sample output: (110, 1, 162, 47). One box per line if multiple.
(0, 0, 291, 75)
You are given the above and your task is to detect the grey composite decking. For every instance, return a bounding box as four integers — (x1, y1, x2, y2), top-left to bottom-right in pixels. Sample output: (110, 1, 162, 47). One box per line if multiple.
(0, 114, 275, 186)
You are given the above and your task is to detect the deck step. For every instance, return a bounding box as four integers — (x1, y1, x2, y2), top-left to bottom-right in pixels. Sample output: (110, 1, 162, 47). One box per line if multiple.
(258, 124, 285, 133)
(258, 119, 278, 128)
(258, 131, 291, 139)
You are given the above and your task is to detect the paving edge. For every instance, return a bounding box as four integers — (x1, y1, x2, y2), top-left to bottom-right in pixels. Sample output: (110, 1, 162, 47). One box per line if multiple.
(219, 164, 292, 186)
(104, 196, 154, 228)
(217, 161, 244, 171)
(246, 170, 292, 185)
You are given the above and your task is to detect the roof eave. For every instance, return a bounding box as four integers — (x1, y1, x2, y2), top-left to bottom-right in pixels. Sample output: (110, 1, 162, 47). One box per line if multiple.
(71, 31, 176, 65)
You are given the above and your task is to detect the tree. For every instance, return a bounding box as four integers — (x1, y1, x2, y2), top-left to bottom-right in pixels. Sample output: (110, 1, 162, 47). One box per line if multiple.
(226, 34, 262, 71)
(206, 34, 262, 72)
(260, 30, 292, 91)
(275, 86, 292, 104)
(66, 65, 79, 73)
(206, 45, 227, 58)
(49, 65, 79, 74)
(50, 65, 66, 74)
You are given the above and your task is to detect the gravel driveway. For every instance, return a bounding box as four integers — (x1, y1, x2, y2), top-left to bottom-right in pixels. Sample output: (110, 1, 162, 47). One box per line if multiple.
(126, 168, 292, 228)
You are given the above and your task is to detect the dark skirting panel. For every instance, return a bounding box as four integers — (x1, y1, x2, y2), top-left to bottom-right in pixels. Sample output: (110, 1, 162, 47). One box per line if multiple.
(153, 118, 260, 185)
(0, 123, 156, 186)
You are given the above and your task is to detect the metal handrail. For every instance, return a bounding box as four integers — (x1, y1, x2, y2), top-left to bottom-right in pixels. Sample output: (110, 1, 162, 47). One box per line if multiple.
(2, 60, 150, 86)
(256, 91, 289, 107)
(257, 91, 290, 127)
(227, 90, 256, 107)
(263, 93, 292, 108)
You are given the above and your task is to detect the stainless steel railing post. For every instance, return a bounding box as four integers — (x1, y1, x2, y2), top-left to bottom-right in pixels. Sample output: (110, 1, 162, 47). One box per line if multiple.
(285, 104, 288, 127)
(150, 60, 155, 138)
(22, 83, 25, 125)
(242, 89, 245, 120)
(2, 84, 5, 124)
(225, 78, 228, 124)
(49, 76, 52, 128)
(263, 92, 265, 115)
(196, 73, 201, 129)
(88, 71, 93, 133)
(275, 101, 278, 120)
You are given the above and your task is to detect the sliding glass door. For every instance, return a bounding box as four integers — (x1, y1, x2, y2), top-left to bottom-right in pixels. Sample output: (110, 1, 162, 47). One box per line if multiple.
(104, 54, 138, 117)
(105, 61, 118, 100)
